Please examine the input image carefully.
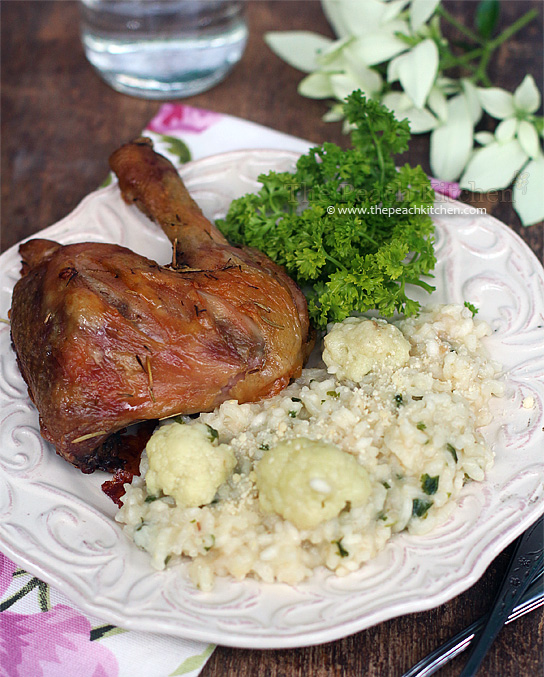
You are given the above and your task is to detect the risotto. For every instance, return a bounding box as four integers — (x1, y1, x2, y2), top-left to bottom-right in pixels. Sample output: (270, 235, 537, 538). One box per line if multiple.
(117, 304, 504, 591)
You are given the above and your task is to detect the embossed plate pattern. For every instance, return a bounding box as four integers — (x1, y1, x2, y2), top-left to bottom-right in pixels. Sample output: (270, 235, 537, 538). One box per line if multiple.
(1, 150, 543, 648)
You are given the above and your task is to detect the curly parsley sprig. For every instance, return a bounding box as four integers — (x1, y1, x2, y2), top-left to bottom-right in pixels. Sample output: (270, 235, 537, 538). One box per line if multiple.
(217, 92, 436, 328)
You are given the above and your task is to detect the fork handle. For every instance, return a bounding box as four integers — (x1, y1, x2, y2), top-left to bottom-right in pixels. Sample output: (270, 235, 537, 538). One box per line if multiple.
(460, 515, 544, 676)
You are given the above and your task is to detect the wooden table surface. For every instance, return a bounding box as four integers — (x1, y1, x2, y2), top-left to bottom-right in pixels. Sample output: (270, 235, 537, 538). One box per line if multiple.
(1, 1, 542, 675)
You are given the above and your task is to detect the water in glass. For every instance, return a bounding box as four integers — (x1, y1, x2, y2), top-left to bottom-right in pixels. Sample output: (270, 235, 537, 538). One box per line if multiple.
(79, 0, 248, 99)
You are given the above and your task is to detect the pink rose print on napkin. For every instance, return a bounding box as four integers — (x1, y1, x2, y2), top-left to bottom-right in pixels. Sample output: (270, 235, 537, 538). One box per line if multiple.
(1, 554, 118, 677)
(0, 604, 118, 677)
(430, 177, 462, 200)
(147, 104, 222, 134)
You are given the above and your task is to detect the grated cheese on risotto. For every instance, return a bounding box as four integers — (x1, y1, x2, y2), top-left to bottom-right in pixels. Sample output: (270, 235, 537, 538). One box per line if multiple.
(116, 304, 504, 591)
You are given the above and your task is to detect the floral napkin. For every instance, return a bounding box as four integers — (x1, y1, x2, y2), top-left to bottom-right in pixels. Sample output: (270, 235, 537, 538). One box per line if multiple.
(0, 104, 312, 677)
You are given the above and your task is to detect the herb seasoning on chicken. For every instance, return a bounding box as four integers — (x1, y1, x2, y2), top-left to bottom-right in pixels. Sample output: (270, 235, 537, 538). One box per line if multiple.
(9, 139, 312, 473)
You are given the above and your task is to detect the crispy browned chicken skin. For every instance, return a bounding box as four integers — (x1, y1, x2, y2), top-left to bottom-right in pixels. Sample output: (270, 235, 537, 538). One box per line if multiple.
(10, 139, 312, 472)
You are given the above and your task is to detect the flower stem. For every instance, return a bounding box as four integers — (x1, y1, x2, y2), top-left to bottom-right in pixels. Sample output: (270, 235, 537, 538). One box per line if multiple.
(472, 9, 537, 86)
(439, 8, 538, 86)
(441, 46, 485, 70)
(489, 8, 538, 49)
(38, 580, 51, 612)
(437, 5, 484, 45)
(0, 577, 41, 611)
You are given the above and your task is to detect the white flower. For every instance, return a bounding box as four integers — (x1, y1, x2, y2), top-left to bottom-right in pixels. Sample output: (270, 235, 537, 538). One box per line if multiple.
(513, 156, 544, 226)
(264, 31, 334, 73)
(460, 139, 529, 192)
(381, 92, 438, 133)
(430, 91, 474, 181)
(387, 38, 439, 109)
(460, 75, 543, 224)
(267, 0, 440, 107)
(478, 75, 541, 120)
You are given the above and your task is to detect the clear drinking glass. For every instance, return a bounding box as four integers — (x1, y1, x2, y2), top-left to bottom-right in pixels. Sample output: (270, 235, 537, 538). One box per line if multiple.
(78, 0, 248, 99)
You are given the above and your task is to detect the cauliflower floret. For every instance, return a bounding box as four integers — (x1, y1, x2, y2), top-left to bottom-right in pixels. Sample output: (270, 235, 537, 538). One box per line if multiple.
(256, 437, 370, 529)
(323, 317, 410, 382)
(145, 422, 236, 507)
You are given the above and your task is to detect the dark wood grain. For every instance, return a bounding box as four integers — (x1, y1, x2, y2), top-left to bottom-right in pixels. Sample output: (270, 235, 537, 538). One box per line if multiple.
(1, 2, 543, 676)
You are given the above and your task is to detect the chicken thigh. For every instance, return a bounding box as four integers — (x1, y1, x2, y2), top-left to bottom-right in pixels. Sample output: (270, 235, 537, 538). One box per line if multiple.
(10, 139, 312, 472)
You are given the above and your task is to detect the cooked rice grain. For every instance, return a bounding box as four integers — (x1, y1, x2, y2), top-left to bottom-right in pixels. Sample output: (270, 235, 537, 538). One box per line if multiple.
(117, 305, 504, 590)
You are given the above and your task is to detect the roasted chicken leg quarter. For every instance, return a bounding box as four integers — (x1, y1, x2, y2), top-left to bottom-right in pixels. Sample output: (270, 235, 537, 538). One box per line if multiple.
(10, 139, 312, 473)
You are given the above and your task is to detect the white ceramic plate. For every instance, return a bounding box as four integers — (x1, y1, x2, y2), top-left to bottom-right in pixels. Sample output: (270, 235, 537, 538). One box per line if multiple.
(1, 150, 543, 649)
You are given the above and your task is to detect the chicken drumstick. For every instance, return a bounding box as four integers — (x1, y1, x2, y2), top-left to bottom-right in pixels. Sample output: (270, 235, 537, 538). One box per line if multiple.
(10, 139, 312, 473)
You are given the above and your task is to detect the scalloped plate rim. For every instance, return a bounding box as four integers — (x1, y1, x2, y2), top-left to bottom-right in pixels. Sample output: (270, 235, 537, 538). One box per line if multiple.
(0, 148, 543, 649)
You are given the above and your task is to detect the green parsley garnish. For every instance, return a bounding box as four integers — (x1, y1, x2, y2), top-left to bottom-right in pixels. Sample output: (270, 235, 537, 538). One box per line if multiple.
(394, 394, 404, 406)
(217, 91, 436, 328)
(327, 390, 340, 399)
(205, 424, 219, 442)
(288, 410, 297, 418)
(416, 421, 426, 430)
(447, 443, 458, 463)
(464, 301, 479, 317)
(412, 498, 433, 518)
(421, 474, 439, 495)
(333, 539, 349, 558)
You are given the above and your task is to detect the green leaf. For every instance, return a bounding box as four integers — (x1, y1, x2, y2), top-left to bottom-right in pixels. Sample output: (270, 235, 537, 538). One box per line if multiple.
(447, 443, 458, 462)
(460, 139, 528, 191)
(464, 300, 479, 316)
(169, 644, 216, 676)
(412, 497, 433, 517)
(90, 625, 128, 641)
(100, 173, 114, 188)
(421, 473, 439, 495)
(264, 31, 333, 73)
(475, 0, 500, 39)
(333, 538, 349, 557)
(513, 156, 544, 226)
(161, 136, 191, 164)
(218, 92, 436, 328)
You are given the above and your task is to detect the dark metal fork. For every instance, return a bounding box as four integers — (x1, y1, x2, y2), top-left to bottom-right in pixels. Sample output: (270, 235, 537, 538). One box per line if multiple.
(403, 513, 544, 677)
(459, 514, 544, 676)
